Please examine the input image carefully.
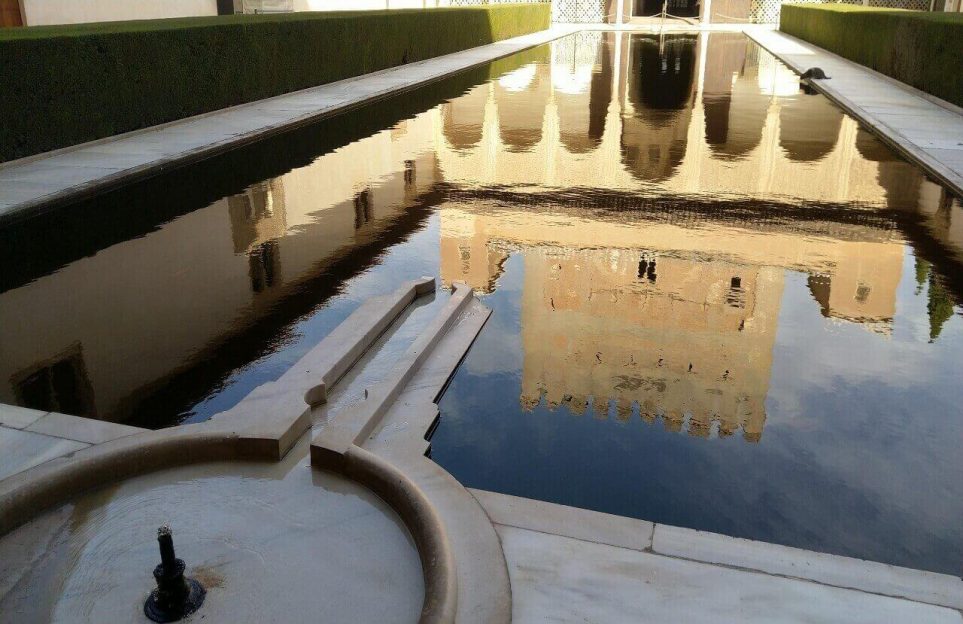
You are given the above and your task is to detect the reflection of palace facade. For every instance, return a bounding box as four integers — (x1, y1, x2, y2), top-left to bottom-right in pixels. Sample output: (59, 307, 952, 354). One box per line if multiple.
(2, 32, 959, 431)
(437, 31, 960, 440)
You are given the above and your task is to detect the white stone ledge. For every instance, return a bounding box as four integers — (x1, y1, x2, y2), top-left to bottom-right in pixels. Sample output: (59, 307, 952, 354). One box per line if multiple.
(471, 488, 654, 552)
(652, 524, 963, 611)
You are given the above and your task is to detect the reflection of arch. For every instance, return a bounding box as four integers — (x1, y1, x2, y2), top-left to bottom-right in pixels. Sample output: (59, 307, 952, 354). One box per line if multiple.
(702, 36, 766, 160)
(556, 32, 613, 154)
(855, 127, 924, 210)
(855, 126, 896, 163)
(442, 83, 488, 151)
(779, 94, 844, 162)
(620, 120, 689, 182)
(620, 36, 696, 182)
(628, 36, 697, 120)
(494, 64, 551, 152)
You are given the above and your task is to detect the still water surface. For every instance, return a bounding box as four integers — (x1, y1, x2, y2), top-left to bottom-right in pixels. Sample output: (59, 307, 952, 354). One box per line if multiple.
(1, 32, 961, 574)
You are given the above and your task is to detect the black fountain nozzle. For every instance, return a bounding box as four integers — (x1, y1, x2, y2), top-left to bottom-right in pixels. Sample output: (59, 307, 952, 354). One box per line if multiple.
(144, 525, 206, 623)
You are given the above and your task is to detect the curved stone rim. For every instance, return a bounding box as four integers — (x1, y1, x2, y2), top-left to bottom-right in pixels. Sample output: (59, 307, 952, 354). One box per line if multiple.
(343, 445, 458, 624)
(0, 423, 459, 624)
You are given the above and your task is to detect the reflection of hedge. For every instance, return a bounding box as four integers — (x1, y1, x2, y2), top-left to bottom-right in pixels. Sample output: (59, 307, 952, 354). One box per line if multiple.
(780, 4, 963, 107)
(0, 4, 550, 162)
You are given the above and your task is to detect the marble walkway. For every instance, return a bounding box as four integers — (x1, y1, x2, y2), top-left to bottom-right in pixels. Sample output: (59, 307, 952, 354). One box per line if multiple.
(0, 25, 577, 222)
(746, 28, 963, 197)
(475, 489, 963, 623)
(0, 403, 143, 481)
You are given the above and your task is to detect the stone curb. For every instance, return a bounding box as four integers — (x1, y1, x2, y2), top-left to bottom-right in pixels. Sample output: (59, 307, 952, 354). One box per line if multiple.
(343, 445, 458, 624)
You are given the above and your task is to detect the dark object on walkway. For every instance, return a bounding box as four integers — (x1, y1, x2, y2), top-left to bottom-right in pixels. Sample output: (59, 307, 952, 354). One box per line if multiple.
(144, 526, 206, 623)
(801, 67, 831, 80)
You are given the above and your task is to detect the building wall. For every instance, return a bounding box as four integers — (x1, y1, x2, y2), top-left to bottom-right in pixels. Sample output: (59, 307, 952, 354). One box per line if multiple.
(20, 0, 218, 26)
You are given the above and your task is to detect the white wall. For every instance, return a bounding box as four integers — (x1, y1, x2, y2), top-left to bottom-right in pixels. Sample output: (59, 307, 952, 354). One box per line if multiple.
(293, 0, 453, 11)
(21, 0, 218, 26)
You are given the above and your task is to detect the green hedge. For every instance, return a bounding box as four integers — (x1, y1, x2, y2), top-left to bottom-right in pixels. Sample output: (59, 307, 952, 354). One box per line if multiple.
(780, 4, 963, 107)
(0, 5, 550, 162)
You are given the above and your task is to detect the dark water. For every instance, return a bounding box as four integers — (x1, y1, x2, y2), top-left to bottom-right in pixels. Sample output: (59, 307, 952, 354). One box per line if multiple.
(1, 32, 961, 574)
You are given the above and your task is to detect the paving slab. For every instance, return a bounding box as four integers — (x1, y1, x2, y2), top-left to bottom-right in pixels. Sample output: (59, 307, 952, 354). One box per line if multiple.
(25, 412, 145, 445)
(0, 26, 577, 223)
(745, 29, 963, 197)
(499, 525, 963, 624)
(0, 427, 88, 482)
(0, 405, 47, 430)
(652, 523, 963, 610)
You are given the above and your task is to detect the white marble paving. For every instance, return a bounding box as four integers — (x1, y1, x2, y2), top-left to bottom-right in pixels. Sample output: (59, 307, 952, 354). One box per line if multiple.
(0, 404, 47, 430)
(499, 525, 963, 624)
(652, 524, 963, 610)
(745, 29, 963, 196)
(0, 26, 576, 221)
(0, 426, 88, 482)
(25, 412, 144, 445)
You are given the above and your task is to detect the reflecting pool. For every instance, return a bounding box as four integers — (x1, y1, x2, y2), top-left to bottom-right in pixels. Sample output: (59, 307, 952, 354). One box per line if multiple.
(1, 32, 960, 574)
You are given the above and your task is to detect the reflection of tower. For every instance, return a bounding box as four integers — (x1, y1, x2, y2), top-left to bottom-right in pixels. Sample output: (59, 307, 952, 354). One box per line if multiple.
(621, 35, 698, 182)
(227, 178, 287, 255)
(519, 249, 779, 441)
(440, 205, 509, 294)
(804, 240, 903, 333)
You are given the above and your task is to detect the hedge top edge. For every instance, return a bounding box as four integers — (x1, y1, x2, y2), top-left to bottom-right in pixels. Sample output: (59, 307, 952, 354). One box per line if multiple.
(781, 3, 963, 23)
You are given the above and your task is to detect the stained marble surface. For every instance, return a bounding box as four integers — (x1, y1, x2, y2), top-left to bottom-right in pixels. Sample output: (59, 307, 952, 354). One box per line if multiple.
(498, 525, 963, 624)
(0, 426, 88, 482)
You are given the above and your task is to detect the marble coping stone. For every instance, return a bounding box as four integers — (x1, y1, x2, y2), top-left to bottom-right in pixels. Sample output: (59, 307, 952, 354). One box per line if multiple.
(0, 405, 48, 430)
(470, 488, 653, 552)
(652, 523, 963, 611)
(24, 412, 145, 445)
(0, 427, 89, 483)
(499, 525, 963, 624)
(471, 487, 962, 612)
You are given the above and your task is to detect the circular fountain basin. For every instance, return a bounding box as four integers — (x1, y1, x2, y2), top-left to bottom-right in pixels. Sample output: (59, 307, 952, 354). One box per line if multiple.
(0, 442, 424, 624)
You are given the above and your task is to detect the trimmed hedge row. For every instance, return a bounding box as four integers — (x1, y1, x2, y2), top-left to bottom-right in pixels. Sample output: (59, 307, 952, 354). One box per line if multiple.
(780, 4, 963, 107)
(0, 5, 550, 162)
